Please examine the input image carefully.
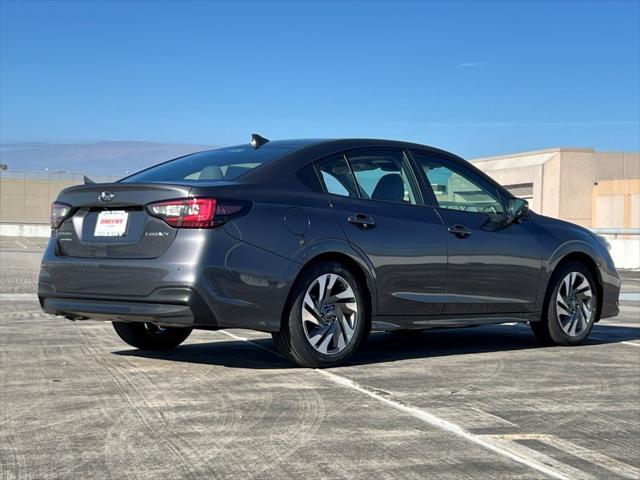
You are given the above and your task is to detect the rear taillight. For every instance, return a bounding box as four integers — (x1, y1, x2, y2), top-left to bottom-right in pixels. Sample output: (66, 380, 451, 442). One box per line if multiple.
(50, 202, 72, 229)
(147, 197, 247, 228)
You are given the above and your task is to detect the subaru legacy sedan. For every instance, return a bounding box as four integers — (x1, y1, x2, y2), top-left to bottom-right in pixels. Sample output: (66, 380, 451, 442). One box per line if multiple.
(38, 136, 620, 367)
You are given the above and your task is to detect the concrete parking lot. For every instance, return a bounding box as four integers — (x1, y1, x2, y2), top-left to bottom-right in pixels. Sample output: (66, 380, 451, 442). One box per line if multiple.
(1, 237, 638, 480)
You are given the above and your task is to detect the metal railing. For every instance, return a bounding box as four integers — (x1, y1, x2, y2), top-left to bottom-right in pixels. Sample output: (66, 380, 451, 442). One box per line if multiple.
(591, 228, 640, 237)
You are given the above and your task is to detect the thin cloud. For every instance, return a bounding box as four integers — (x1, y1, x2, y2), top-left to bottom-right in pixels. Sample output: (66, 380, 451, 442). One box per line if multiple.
(457, 62, 489, 68)
(422, 121, 639, 127)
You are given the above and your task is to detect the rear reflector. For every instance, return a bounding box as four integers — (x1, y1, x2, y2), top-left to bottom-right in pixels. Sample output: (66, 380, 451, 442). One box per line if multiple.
(50, 202, 72, 229)
(147, 198, 217, 228)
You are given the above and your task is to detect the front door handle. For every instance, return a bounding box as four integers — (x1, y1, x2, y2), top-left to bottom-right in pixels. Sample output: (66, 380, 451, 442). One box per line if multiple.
(347, 213, 376, 229)
(448, 224, 471, 238)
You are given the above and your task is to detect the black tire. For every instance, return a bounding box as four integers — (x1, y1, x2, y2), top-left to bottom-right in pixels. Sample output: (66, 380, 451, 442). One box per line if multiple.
(530, 261, 599, 346)
(112, 322, 192, 350)
(272, 261, 369, 368)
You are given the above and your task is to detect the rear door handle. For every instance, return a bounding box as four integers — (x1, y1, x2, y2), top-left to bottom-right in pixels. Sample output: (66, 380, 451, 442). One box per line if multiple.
(347, 213, 376, 229)
(448, 224, 471, 238)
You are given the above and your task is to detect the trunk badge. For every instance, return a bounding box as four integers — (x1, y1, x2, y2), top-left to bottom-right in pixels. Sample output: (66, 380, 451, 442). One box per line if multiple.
(98, 191, 115, 202)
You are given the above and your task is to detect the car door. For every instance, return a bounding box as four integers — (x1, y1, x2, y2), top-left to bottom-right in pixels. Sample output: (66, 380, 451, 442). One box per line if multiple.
(409, 150, 543, 315)
(316, 149, 448, 316)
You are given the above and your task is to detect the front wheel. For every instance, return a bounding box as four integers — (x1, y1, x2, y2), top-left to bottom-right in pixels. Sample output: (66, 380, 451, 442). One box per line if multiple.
(531, 261, 598, 345)
(112, 322, 192, 350)
(272, 261, 368, 368)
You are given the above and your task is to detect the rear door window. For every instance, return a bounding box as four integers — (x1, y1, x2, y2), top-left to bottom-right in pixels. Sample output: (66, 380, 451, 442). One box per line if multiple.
(316, 155, 359, 198)
(346, 149, 419, 205)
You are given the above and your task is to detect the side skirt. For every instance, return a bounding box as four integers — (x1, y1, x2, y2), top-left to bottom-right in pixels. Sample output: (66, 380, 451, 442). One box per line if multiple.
(371, 312, 541, 331)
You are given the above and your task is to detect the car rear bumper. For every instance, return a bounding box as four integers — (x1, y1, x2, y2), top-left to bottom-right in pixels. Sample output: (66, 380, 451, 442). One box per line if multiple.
(39, 287, 213, 328)
(38, 228, 300, 332)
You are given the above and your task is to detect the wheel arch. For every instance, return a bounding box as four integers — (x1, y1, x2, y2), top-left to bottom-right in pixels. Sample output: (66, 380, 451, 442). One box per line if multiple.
(279, 249, 376, 333)
(543, 250, 603, 321)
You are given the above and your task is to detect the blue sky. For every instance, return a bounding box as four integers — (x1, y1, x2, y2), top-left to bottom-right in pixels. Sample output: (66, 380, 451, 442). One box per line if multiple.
(1, 0, 639, 159)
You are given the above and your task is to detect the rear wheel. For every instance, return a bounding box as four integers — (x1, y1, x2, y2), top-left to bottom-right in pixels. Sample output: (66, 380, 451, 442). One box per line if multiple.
(272, 261, 368, 368)
(112, 322, 192, 350)
(531, 261, 598, 345)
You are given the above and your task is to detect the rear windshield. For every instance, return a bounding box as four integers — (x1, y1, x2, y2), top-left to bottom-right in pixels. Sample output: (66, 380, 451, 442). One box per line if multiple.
(121, 146, 294, 183)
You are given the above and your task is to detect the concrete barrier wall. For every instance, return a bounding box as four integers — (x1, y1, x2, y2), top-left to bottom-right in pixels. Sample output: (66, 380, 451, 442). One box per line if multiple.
(602, 237, 640, 270)
(0, 223, 51, 238)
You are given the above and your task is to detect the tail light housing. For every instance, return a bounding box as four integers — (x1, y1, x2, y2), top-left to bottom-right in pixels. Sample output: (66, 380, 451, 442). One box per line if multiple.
(50, 202, 72, 229)
(147, 197, 245, 228)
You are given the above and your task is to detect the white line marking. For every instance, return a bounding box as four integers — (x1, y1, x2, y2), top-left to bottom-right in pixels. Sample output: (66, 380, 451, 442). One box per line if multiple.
(619, 292, 640, 301)
(0, 293, 39, 302)
(489, 434, 640, 480)
(217, 330, 571, 480)
(317, 369, 571, 480)
(590, 336, 640, 348)
(470, 407, 519, 427)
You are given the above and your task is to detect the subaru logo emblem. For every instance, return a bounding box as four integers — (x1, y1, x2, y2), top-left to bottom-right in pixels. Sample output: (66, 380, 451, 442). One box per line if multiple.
(98, 191, 115, 202)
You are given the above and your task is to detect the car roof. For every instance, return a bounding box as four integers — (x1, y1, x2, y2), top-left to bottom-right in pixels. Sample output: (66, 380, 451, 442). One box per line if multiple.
(253, 137, 440, 151)
(239, 138, 514, 199)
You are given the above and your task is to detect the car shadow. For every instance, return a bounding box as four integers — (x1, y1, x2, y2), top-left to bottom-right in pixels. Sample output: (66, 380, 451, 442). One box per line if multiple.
(113, 323, 640, 369)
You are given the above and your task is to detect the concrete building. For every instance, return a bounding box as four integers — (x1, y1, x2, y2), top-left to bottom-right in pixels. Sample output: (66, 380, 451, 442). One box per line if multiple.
(471, 148, 639, 229)
(472, 148, 639, 268)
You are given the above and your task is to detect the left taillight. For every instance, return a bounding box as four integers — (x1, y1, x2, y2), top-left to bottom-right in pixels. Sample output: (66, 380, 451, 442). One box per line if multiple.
(50, 202, 72, 229)
(147, 197, 218, 228)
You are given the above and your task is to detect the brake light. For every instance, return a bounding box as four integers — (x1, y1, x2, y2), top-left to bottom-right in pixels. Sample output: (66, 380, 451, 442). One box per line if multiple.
(50, 202, 72, 229)
(147, 198, 218, 228)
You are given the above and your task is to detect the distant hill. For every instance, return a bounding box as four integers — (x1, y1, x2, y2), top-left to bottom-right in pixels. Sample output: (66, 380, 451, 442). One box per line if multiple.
(0, 141, 216, 176)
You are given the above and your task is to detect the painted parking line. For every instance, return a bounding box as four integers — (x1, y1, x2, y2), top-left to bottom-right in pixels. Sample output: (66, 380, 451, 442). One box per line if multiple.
(590, 336, 640, 347)
(619, 292, 640, 302)
(484, 434, 640, 480)
(0, 293, 39, 302)
(218, 330, 570, 480)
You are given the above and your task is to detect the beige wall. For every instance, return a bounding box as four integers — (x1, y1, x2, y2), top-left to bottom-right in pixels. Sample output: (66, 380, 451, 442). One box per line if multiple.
(558, 151, 594, 227)
(593, 179, 640, 229)
(474, 148, 640, 230)
(0, 172, 119, 224)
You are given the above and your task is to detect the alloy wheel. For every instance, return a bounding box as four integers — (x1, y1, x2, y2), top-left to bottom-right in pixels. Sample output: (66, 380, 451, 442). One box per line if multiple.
(301, 273, 358, 355)
(556, 271, 594, 337)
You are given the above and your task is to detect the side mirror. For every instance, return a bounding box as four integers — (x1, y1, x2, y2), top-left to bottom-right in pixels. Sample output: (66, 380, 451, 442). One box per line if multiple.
(508, 198, 529, 219)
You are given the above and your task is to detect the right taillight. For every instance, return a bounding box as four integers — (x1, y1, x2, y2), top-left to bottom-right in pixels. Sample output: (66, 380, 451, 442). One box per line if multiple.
(146, 197, 247, 228)
(50, 202, 72, 229)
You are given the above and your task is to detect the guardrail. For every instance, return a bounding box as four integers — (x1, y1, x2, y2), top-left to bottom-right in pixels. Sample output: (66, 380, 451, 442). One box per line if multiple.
(591, 228, 640, 237)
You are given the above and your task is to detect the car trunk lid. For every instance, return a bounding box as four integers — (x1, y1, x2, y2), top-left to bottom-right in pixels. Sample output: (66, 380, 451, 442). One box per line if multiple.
(55, 183, 191, 259)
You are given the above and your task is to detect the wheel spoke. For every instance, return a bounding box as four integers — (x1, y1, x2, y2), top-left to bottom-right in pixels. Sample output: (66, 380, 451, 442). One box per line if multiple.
(308, 324, 331, 347)
(303, 293, 322, 324)
(339, 313, 355, 339)
(316, 275, 328, 306)
(579, 300, 591, 323)
(339, 301, 357, 315)
(556, 301, 571, 318)
(577, 307, 587, 331)
(316, 322, 337, 354)
(563, 274, 572, 297)
(326, 286, 355, 305)
(569, 312, 580, 335)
